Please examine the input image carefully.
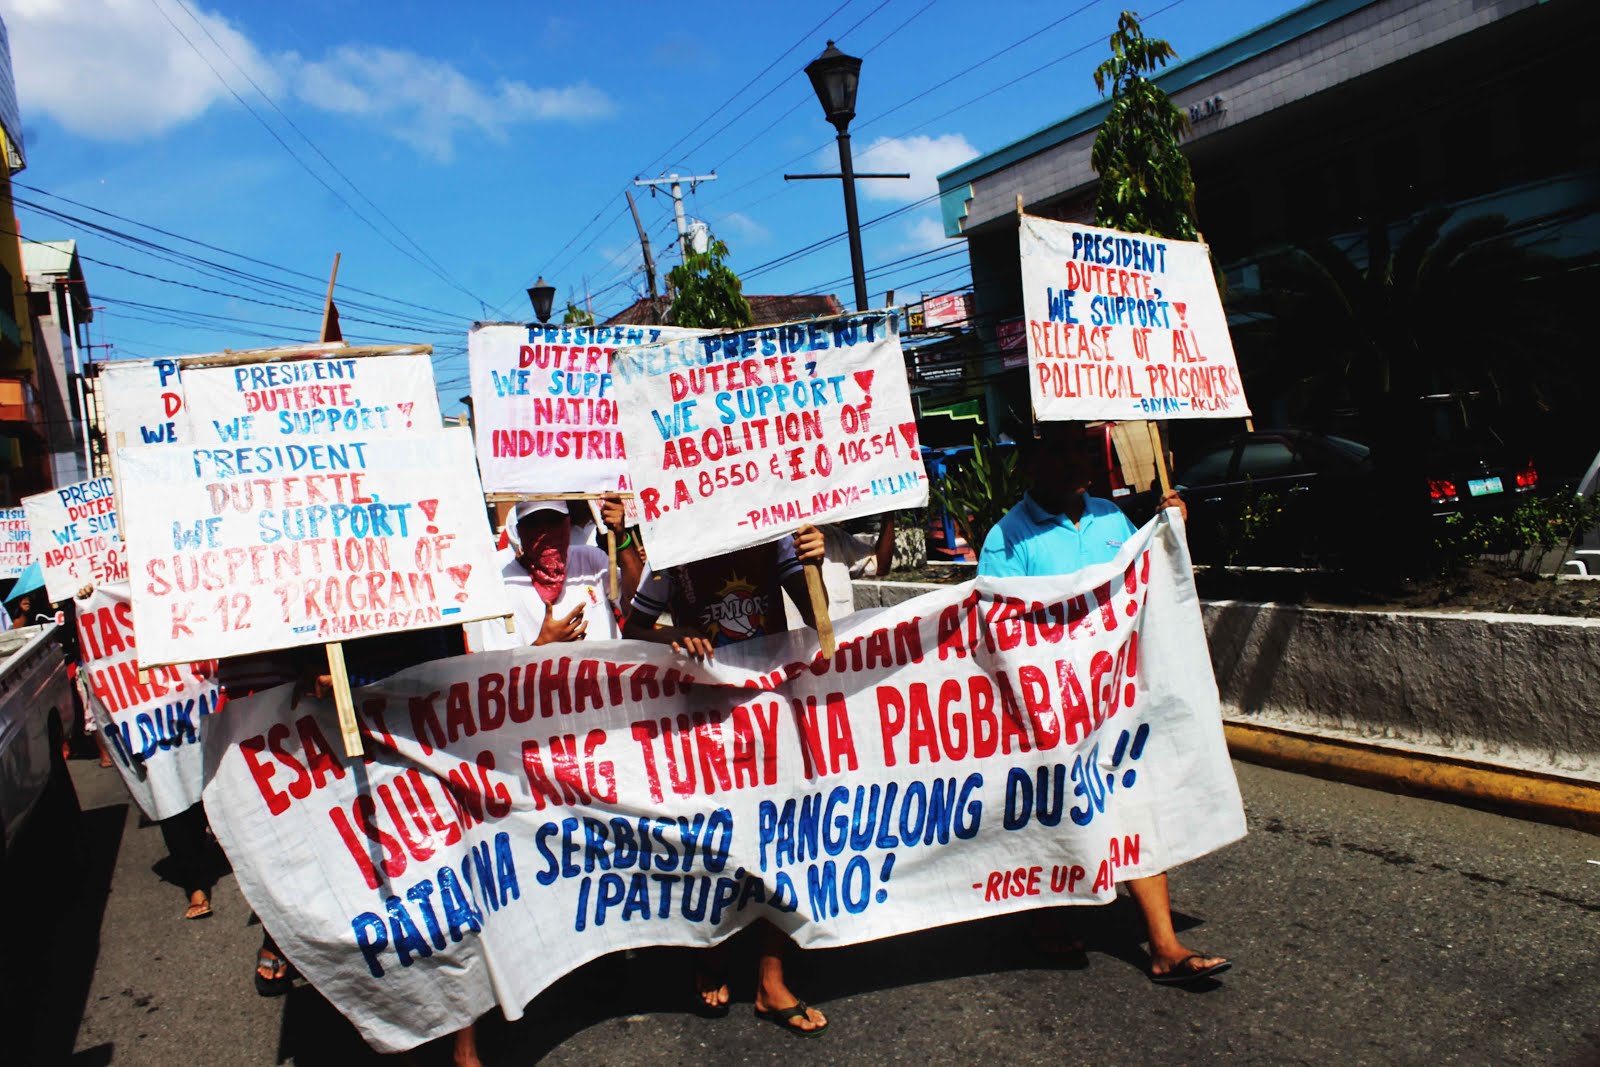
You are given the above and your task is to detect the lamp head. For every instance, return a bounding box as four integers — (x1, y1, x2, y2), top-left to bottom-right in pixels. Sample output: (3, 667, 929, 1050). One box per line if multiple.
(527, 277, 556, 324)
(805, 40, 862, 132)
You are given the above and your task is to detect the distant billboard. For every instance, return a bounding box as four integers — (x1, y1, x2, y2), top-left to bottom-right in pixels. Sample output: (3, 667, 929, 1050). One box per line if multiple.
(0, 17, 24, 172)
(921, 291, 972, 328)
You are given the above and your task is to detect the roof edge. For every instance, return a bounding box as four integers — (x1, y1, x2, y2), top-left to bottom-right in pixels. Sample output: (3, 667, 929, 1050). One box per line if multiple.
(936, 0, 1381, 193)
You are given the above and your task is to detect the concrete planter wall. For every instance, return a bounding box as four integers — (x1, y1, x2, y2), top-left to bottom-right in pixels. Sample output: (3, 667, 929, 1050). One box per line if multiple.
(1205, 602, 1600, 782)
(855, 581, 1600, 783)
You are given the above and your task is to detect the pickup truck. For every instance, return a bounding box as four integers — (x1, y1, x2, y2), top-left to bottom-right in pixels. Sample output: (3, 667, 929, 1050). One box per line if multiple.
(0, 622, 78, 875)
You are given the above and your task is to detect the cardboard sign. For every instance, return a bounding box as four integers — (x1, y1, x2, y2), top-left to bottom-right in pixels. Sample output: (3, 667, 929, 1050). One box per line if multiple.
(78, 581, 218, 821)
(202, 514, 1244, 1053)
(22, 477, 126, 601)
(116, 427, 511, 665)
(1019, 216, 1250, 420)
(612, 312, 928, 568)
(99, 359, 192, 447)
(181, 354, 442, 444)
(0, 506, 31, 580)
(467, 322, 705, 496)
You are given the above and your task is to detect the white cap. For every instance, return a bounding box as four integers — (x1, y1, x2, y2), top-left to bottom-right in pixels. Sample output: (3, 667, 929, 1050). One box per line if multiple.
(505, 500, 567, 549)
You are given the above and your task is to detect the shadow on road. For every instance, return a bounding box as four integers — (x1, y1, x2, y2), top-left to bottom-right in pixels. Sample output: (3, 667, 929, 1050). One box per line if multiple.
(6, 800, 128, 1064)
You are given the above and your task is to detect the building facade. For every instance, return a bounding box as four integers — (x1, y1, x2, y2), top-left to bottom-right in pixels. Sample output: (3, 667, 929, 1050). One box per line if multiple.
(936, 0, 1600, 472)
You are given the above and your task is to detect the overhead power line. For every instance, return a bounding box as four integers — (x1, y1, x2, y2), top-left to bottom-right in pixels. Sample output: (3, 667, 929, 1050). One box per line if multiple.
(147, 0, 487, 310)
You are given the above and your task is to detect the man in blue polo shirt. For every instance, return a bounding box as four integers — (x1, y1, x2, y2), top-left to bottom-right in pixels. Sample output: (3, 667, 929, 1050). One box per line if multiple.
(979, 422, 1231, 985)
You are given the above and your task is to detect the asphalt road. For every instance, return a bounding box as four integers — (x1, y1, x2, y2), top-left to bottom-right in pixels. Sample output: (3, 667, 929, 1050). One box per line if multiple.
(10, 756, 1599, 1066)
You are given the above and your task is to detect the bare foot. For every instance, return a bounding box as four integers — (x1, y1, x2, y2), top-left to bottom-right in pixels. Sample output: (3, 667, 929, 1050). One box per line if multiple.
(696, 967, 730, 1011)
(184, 891, 212, 920)
(754, 972, 826, 1033)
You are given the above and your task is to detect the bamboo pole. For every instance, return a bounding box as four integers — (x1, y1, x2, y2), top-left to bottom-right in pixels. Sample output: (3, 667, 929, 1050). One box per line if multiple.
(805, 564, 836, 658)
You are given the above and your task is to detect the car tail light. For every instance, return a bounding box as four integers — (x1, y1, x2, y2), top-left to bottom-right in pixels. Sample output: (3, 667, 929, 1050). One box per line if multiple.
(1514, 461, 1538, 489)
(1429, 478, 1458, 501)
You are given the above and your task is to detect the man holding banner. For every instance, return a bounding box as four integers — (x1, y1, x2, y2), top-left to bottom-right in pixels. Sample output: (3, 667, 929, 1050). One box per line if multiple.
(979, 423, 1231, 984)
(624, 524, 832, 1034)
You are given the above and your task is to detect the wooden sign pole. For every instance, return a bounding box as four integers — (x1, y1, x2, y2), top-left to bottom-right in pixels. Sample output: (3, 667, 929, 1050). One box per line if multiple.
(804, 563, 835, 658)
(1148, 420, 1173, 494)
(606, 531, 620, 602)
(316, 253, 364, 758)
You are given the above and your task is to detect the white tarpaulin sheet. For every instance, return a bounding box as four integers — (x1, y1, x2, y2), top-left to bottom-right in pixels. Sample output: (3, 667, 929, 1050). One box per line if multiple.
(116, 426, 510, 664)
(203, 514, 1244, 1052)
(79, 582, 219, 821)
(612, 312, 928, 568)
(1019, 216, 1250, 421)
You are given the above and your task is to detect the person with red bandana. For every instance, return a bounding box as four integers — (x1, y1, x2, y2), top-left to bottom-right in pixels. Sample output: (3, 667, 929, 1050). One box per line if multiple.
(469, 497, 641, 651)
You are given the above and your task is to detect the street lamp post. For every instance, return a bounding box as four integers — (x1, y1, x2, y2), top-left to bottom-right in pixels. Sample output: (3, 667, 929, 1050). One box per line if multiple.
(792, 41, 908, 313)
(526, 277, 556, 324)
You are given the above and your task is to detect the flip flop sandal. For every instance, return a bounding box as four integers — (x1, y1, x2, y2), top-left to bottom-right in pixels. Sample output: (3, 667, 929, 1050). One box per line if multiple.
(1149, 955, 1232, 985)
(184, 901, 213, 921)
(754, 1001, 828, 1037)
(254, 949, 295, 997)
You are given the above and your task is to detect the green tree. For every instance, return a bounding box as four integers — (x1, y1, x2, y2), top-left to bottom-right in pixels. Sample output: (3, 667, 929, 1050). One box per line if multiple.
(666, 239, 752, 329)
(562, 301, 594, 327)
(1091, 10, 1197, 240)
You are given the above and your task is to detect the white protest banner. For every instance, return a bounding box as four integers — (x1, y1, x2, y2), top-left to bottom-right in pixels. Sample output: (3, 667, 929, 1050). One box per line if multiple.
(202, 514, 1244, 1053)
(1019, 216, 1250, 421)
(99, 358, 192, 447)
(78, 581, 219, 821)
(22, 477, 126, 602)
(116, 426, 511, 665)
(612, 312, 928, 568)
(182, 353, 442, 445)
(0, 506, 31, 579)
(468, 322, 706, 497)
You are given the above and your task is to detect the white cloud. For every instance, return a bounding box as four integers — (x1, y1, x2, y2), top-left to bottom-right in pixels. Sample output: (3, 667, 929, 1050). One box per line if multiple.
(897, 213, 951, 254)
(1, 0, 280, 139)
(294, 45, 612, 162)
(1, 0, 615, 158)
(714, 211, 770, 245)
(848, 133, 978, 203)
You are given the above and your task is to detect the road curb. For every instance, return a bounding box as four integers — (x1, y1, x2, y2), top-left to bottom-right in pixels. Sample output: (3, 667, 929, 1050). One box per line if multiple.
(1223, 722, 1600, 835)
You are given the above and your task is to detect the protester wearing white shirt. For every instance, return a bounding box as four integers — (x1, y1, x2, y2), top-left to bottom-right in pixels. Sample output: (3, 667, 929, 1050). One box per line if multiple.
(467, 500, 630, 651)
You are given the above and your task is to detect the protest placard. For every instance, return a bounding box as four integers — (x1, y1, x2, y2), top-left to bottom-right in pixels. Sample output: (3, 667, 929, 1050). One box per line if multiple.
(116, 426, 512, 665)
(22, 476, 126, 601)
(611, 312, 928, 569)
(202, 513, 1245, 1053)
(78, 581, 219, 821)
(1019, 216, 1250, 421)
(99, 358, 193, 447)
(0, 506, 30, 580)
(181, 353, 442, 445)
(467, 322, 705, 497)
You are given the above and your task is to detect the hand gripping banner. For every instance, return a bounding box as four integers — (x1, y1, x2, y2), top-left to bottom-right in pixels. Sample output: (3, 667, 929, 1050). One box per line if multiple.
(202, 513, 1244, 1052)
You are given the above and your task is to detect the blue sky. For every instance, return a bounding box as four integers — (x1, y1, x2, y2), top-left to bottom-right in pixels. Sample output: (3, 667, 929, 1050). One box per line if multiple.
(2, 0, 1296, 411)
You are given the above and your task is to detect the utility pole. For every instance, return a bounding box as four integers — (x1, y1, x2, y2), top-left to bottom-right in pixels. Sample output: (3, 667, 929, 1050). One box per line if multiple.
(625, 190, 659, 304)
(634, 172, 717, 263)
(59, 279, 92, 481)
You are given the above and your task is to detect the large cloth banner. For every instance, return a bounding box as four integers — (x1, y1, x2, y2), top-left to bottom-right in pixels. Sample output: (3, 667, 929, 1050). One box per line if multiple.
(181, 354, 442, 445)
(116, 426, 512, 664)
(613, 312, 929, 568)
(468, 323, 705, 496)
(79, 582, 219, 821)
(1019, 216, 1250, 421)
(203, 515, 1244, 1053)
(23, 476, 126, 602)
(99, 359, 191, 447)
(0, 506, 31, 579)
